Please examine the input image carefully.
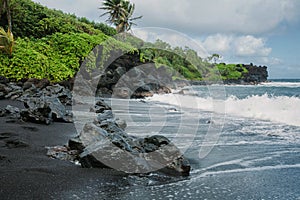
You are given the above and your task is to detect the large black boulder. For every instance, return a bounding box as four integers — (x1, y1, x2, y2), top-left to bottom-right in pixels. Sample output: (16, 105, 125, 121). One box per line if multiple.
(20, 97, 73, 125)
(69, 100, 191, 176)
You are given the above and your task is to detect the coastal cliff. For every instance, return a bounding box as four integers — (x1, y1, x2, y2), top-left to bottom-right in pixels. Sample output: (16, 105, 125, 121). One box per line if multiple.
(94, 53, 269, 95)
(92, 53, 269, 98)
(242, 64, 268, 83)
(222, 64, 268, 84)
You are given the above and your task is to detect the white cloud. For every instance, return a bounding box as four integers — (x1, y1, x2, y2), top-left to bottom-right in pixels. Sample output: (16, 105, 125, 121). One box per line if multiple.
(32, 0, 300, 35)
(31, 0, 297, 78)
(234, 35, 271, 57)
(257, 57, 282, 66)
(200, 34, 278, 66)
(201, 34, 272, 57)
(32, 0, 101, 20)
(202, 34, 233, 52)
(131, 0, 300, 35)
(130, 30, 276, 65)
(132, 28, 209, 58)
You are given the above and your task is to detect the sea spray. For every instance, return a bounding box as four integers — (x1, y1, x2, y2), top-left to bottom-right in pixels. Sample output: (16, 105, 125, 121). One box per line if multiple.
(149, 93, 300, 127)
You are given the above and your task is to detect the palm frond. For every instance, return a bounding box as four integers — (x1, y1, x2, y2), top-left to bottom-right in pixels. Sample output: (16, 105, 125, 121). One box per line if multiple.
(100, 0, 142, 33)
(130, 15, 142, 21)
(0, 26, 14, 56)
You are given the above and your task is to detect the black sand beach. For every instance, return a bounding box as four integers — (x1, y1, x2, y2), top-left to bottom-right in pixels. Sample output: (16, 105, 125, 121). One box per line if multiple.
(1, 98, 300, 200)
(0, 99, 130, 199)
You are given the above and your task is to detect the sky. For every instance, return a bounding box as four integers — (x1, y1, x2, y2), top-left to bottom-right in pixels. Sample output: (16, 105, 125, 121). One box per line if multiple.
(32, 0, 300, 79)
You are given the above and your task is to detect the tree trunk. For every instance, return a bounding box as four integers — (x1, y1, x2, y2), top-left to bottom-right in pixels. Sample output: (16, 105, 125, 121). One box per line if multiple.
(4, 0, 11, 31)
(116, 23, 123, 33)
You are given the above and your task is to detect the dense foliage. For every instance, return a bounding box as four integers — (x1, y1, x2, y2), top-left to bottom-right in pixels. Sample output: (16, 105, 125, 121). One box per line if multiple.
(0, 0, 116, 38)
(0, 33, 98, 81)
(0, 0, 248, 82)
(139, 40, 204, 80)
(0, 33, 136, 81)
(122, 37, 247, 81)
(216, 63, 248, 80)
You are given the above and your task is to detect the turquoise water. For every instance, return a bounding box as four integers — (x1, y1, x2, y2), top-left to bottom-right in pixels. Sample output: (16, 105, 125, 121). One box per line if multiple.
(68, 80, 300, 199)
(188, 79, 300, 99)
(132, 80, 300, 199)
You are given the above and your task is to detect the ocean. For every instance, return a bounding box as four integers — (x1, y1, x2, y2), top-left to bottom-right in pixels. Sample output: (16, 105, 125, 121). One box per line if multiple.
(73, 80, 300, 199)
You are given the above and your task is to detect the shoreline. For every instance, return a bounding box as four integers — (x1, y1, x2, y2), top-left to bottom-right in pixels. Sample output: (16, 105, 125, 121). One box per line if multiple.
(1, 77, 300, 199)
(1, 94, 300, 199)
(0, 98, 188, 199)
(178, 79, 270, 87)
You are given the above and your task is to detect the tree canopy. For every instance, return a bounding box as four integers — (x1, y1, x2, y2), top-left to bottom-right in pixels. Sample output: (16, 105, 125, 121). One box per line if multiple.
(0, 0, 249, 82)
(100, 0, 142, 33)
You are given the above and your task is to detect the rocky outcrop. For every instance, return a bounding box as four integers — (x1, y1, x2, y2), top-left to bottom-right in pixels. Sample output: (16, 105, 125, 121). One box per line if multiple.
(1, 76, 190, 176)
(242, 64, 268, 83)
(0, 78, 72, 105)
(67, 99, 191, 176)
(222, 63, 268, 84)
(190, 64, 268, 85)
(1, 99, 73, 125)
(0, 82, 23, 100)
(0, 105, 20, 118)
(20, 97, 73, 125)
(0, 78, 73, 124)
(80, 51, 173, 98)
(22, 78, 50, 90)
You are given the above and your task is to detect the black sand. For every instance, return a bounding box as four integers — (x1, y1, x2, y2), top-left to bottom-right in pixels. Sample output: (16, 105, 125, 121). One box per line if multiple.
(1, 99, 300, 200)
(0, 100, 131, 200)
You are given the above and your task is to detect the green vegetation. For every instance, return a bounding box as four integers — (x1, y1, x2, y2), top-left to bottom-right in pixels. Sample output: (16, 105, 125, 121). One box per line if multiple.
(216, 63, 248, 80)
(0, 27, 14, 56)
(0, 0, 248, 83)
(0, 32, 137, 82)
(100, 0, 142, 33)
(0, 0, 120, 81)
(207, 53, 221, 64)
(137, 39, 204, 80)
(0, 33, 105, 81)
(1, 0, 116, 38)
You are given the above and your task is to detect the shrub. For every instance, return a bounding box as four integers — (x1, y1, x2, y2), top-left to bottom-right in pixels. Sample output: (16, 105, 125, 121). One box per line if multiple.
(0, 0, 115, 38)
(216, 63, 247, 80)
(0, 33, 109, 81)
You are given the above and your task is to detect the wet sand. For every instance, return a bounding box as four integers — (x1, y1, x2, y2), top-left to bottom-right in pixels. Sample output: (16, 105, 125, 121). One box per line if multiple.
(1, 99, 300, 200)
(0, 100, 130, 199)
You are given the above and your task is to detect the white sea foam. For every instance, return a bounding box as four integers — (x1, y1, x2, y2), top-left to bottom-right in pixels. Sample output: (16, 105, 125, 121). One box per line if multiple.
(225, 94, 300, 126)
(219, 81, 300, 88)
(261, 81, 300, 88)
(149, 93, 300, 127)
(199, 164, 300, 177)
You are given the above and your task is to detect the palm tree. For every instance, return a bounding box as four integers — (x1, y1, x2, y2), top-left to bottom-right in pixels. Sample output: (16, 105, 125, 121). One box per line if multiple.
(208, 53, 221, 64)
(0, 0, 14, 56)
(100, 0, 142, 33)
(0, 26, 14, 56)
(0, 0, 12, 31)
